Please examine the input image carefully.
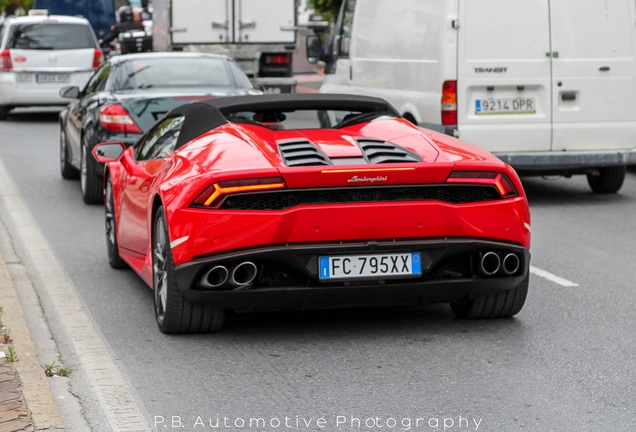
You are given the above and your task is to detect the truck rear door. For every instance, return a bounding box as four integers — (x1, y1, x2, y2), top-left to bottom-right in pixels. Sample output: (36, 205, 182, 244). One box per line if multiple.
(550, 0, 636, 152)
(170, 0, 295, 45)
(235, 0, 295, 43)
(171, 0, 229, 44)
(456, 0, 552, 153)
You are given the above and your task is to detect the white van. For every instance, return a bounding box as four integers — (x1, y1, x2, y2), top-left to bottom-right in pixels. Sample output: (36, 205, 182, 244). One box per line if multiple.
(313, 0, 636, 193)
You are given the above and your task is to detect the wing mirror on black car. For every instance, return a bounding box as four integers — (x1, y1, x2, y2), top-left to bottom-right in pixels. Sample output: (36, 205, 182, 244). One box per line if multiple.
(59, 86, 81, 99)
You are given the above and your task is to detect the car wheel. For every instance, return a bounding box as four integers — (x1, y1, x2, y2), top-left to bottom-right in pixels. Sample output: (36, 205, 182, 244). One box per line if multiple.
(80, 138, 103, 204)
(105, 176, 127, 269)
(153, 206, 225, 334)
(587, 166, 626, 194)
(0, 106, 9, 121)
(450, 274, 529, 319)
(60, 127, 80, 179)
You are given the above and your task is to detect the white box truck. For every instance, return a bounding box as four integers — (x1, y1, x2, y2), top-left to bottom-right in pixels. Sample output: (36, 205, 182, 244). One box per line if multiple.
(312, 0, 636, 193)
(152, 0, 297, 93)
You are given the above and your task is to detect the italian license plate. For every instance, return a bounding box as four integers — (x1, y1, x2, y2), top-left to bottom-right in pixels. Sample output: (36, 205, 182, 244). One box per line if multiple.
(36, 73, 70, 84)
(475, 98, 536, 115)
(319, 252, 422, 280)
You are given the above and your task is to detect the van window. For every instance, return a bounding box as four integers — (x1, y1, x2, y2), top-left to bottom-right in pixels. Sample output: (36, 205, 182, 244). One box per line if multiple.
(8, 23, 96, 50)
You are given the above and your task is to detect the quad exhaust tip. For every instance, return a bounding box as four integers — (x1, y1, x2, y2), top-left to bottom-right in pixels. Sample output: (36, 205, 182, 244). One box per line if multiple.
(502, 253, 521, 275)
(199, 261, 258, 290)
(478, 251, 501, 276)
(477, 251, 521, 277)
(230, 261, 258, 288)
(199, 265, 229, 289)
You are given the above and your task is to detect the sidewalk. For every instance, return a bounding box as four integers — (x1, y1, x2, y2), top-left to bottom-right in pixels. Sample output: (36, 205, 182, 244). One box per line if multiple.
(0, 362, 33, 432)
(0, 231, 64, 431)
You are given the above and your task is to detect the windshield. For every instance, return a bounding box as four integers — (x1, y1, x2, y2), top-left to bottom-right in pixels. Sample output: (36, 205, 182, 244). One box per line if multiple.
(113, 57, 253, 91)
(229, 109, 396, 130)
(8, 23, 96, 50)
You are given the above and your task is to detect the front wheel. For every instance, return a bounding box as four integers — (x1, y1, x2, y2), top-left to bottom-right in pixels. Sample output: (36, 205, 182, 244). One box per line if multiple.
(587, 166, 626, 194)
(450, 274, 529, 319)
(153, 206, 225, 334)
(105, 176, 127, 269)
(80, 140, 103, 204)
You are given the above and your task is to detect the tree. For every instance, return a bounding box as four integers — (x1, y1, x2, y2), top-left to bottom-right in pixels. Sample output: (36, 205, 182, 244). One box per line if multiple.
(309, 0, 341, 22)
(1, 0, 34, 15)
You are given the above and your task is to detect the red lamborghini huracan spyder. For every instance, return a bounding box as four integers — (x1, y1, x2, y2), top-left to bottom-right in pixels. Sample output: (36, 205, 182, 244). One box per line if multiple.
(93, 94, 531, 334)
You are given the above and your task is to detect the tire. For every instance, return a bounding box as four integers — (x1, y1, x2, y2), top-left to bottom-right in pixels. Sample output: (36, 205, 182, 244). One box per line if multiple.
(153, 206, 225, 334)
(450, 274, 529, 319)
(80, 134, 103, 204)
(587, 166, 626, 194)
(60, 126, 80, 179)
(0, 106, 9, 121)
(104, 176, 127, 269)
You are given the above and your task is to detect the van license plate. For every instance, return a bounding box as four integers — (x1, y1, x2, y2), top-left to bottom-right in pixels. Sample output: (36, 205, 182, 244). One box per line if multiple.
(319, 252, 422, 280)
(36, 73, 70, 84)
(475, 98, 536, 115)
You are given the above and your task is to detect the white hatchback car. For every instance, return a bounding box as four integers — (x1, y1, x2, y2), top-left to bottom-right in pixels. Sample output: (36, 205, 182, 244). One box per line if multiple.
(0, 13, 103, 120)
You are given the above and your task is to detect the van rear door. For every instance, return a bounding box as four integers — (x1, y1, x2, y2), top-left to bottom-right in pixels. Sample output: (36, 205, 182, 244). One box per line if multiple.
(456, 0, 552, 153)
(550, 0, 636, 152)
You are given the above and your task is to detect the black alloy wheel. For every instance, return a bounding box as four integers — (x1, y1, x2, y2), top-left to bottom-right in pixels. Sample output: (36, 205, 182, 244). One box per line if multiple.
(153, 206, 225, 334)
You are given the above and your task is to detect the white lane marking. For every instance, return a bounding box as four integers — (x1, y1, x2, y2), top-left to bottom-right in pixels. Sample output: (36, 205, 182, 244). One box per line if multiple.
(530, 265, 579, 287)
(0, 160, 152, 431)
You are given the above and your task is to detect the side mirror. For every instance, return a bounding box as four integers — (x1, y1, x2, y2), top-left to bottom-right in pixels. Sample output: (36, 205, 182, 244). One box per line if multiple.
(92, 142, 126, 163)
(306, 34, 322, 65)
(59, 86, 81, 99)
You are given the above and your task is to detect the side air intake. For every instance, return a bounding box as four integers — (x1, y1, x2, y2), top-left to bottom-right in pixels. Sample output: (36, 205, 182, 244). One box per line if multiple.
(278, 139, 331, 166)
(356, 139, 422, 164)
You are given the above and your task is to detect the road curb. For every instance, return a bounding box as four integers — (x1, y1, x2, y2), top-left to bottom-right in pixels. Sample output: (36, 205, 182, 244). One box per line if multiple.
(0, 224, 65, 431)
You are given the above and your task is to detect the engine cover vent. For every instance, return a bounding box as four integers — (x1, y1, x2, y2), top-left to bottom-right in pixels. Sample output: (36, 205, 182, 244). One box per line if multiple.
(278, 139, 331, 166)
(356, 139, 422, 164)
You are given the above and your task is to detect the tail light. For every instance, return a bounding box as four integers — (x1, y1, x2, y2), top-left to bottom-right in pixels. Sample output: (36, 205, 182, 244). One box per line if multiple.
(192, 177, 286, 208)
(99, 104, 142, 134)
(263, 53, 292, 65)
(92, 48, 104, 70)
(446, 171, 518, 198)
(441, 80, 457, 125)
(0, 50, 12, 71)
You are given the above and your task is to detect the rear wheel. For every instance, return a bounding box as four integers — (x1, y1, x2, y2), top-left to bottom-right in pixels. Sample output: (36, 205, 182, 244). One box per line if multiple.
(153, 206, 225, 334)
(105, 176, 127, 269)
(80, 136, 103, 204)
(587, 166, 626, 194)
(450, 274, 529, 319)
(60, 127, 80, 179)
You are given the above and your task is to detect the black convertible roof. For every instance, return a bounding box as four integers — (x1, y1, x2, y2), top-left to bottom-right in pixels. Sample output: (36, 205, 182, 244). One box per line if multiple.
(170, 94, 401, 149)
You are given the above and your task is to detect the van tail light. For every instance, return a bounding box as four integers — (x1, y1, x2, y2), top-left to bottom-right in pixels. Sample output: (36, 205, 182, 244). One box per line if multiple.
(192, 177, 286, 208)
(92, 48, 104, 70)
(446, 171, 518, 198)
(0, 50, 12, 71)
(441, 80, 457, 125)
(99, 104, 142, 134)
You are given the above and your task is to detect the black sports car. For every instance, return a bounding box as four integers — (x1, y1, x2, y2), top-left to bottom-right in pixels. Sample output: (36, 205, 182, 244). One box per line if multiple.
(58, 51, 261, 204)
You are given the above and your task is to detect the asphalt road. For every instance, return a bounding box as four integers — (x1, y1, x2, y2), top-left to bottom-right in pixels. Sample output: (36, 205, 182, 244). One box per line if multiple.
(1, 108, 635, 431)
